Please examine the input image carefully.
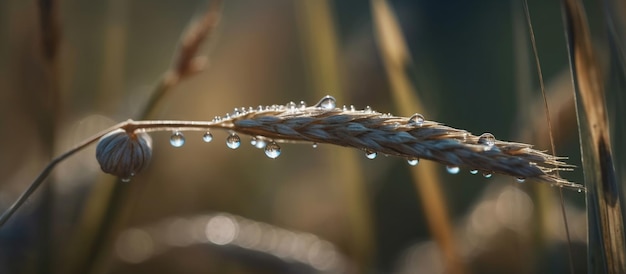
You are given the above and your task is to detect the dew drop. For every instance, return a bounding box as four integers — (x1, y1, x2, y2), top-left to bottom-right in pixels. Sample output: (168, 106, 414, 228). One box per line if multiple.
(264, 141, 281, 159)
(170, 131, 185, 147)
(365, 150, 377, 159)
(408, 113, 425, 127)
(226, 133, 241, 149)
(364, 106, 372, 113)
(286, 101, 297, 111)
(516, 177, 526, 183)
(298, 101, 307, 109)
(446, 166, 460, 174)
(483, 172, 493, 178)
(312, 143, 318, 148)
(407, 158, 419, 166)
(478, 132, 496, 148)
(121, 178, 131, 182)
(350, 105, 356, 111)
(257, 105, 264, 111)
(470, 169, 479, 175)
(577, 188, 582, 193)
(254, 139, 267, 149)
(315, 95, 336, 110)
(342, 105, 348, 111)
(250, 137, 257, 146)
(202, 131, 213, 143)
(213, 116, 222, 122)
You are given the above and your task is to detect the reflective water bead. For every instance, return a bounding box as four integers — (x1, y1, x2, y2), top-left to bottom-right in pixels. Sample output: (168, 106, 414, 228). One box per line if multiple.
(286, 101, 297, 111)
(298, 101, 307, 109)
(250, 137, 257, 146)
(470, 169, 479, 175)
(364, 106, 372, 113)
(365, 150, 377, 159)
(478, 133, 496, 147)
(342, 105, 348, 111)
(312, 143, 318, 148)
(213, 116, 222, 122)
(254, 139, 267, 149)
(350, 105, 356, 111)
(202, 132, 213, 143)
(121, 178, 131, 183)
(446, 166, 460, 174)
(226, 133, 241, 149)
(516, 177, 526, 183)
(315, 95, 337, 110)
(264, 141, 281, 159)
(577, 188, 582, 193)
(408, 113, 425, 127)
(170, 131, 185, 147)
(407, 158, 419, 166)
(482, 172, 493, 178)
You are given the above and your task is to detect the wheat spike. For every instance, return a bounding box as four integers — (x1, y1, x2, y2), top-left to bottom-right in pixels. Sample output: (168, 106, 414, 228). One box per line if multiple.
(189, 96, 582, 190)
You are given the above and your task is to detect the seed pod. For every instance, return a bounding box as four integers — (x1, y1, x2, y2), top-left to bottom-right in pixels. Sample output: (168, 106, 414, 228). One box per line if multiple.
(96, 129, 153, 180)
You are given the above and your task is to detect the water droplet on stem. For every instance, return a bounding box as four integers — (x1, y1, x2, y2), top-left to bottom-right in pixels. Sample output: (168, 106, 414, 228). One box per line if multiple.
(202, 132, 213, 142)
(407, 158, 419, 166)
(264, 141, 281, 159)
(226, 133, 241, 149)
(170, 131, 185, 147)
(446, 166, 460, 174)
(365, 150, 377, 159)
(409, 113, 425, 127)
(315, 95, 336, 110)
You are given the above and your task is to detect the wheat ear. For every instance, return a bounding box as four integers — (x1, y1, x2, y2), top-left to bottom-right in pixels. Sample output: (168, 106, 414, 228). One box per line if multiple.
(0, 95, 584, 227)
(127, 96, 582, 190)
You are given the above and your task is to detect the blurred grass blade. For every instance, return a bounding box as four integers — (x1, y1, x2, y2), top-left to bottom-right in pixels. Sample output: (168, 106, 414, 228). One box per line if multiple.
(296, 1, 374, 270)
(371, 1, 466, 273)
(561, 0, 626, 272)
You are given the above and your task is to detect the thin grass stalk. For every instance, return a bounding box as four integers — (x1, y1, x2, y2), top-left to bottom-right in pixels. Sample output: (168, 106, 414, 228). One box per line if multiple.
(371, 0, 465, 273)
(36, 0, 61, 272)
(561, 0, 626, 272)
(0, 104, 586, 229)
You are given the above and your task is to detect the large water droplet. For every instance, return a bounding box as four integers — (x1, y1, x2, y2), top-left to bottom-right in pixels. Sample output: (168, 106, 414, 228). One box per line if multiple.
(483, 172, 493, 178)
(478, 133, 496, 148)
(315, 95, 336, 110)
(226, 133, 241, 149)
(170, 131, 185, 147)
(365, 150, 377, 159)
(203, 131, 213, 142)
(446, 166, 460, 174)
(516, 177, 526, 183)
(408, 113, 425, 127)
(407, 158, 419, 166)
(470, 169, 479, 175)
(264, 141, 281, 159)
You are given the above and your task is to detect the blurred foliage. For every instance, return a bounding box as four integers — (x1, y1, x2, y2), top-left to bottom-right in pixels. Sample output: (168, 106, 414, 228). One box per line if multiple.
(0, 0, 594, 273)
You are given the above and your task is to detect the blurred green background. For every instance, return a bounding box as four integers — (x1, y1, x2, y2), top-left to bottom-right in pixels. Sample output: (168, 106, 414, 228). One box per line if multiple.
(0, 0, 591, 273)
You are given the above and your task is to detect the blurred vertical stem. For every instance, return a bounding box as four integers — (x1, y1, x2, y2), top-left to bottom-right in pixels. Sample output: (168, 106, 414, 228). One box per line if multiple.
(68, 1, 221, 273)
(561, 0, 626, 273)
(371, 1, 466, 273)
(37, 0, 61, 273)
(295, 1, 374, 270)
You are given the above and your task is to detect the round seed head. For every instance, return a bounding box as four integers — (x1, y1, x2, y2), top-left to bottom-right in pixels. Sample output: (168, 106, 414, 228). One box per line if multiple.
(96, 129, 153, 179)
